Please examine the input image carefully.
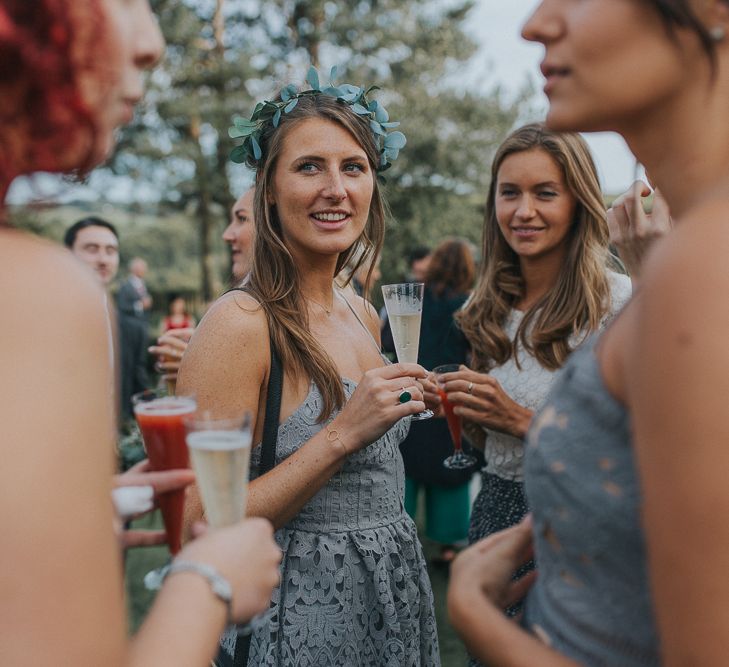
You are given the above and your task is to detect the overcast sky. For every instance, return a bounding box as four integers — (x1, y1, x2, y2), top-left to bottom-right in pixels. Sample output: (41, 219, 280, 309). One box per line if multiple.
(467, 0, 638, 194)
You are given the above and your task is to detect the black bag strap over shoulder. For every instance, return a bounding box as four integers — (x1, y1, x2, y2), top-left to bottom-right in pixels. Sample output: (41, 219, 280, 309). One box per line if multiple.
(217, 289, 283, 667)
(259, 337, 283, 475)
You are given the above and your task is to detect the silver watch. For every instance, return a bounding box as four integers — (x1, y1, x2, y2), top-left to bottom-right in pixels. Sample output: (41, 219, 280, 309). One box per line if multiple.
(165, 560, 233, 621)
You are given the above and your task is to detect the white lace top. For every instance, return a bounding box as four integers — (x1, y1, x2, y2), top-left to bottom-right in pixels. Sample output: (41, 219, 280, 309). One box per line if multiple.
(483, 271, 632, 482)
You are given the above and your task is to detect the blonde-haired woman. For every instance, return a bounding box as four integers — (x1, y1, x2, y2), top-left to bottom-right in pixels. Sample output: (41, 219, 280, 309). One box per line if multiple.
(178, 85, 439, 665)
(441, 123, 630, 631)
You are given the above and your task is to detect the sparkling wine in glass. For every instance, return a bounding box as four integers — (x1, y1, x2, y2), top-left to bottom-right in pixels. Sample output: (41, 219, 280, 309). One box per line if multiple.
(186, 412, 268, 637)
(185, 414, 252, 529)
(433, 364, 476, 470)
(381, 282, 433, 420)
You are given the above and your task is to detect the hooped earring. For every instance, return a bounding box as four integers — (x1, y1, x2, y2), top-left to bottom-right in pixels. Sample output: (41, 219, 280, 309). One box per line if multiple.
(710, 25, 727, 42)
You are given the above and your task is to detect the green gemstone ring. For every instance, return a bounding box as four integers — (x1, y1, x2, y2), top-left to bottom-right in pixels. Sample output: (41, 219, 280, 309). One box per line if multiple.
(398, 389, 412, 404)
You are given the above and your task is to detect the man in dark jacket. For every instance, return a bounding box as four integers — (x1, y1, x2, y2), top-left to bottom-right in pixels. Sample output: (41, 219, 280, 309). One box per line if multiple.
(65, 217, 148, 421)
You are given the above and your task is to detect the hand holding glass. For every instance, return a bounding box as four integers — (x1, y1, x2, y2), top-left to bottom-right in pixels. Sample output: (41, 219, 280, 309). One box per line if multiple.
(132, 390, 197, 555)
(185, 412, 268, 637)
(381, 282, 433, 420)
(433, 365, 476, 470)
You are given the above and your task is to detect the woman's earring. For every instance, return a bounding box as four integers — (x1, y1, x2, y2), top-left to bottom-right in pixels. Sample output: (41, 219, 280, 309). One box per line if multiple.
(710, 25, 726, 42)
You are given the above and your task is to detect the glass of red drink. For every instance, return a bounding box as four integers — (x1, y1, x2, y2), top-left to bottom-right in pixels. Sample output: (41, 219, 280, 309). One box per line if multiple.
(132, 390, 197, 555)
(433, 364, 477, 470)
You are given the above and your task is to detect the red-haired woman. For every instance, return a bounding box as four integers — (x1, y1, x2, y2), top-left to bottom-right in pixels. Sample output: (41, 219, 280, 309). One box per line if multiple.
(0, 2, 280, 665)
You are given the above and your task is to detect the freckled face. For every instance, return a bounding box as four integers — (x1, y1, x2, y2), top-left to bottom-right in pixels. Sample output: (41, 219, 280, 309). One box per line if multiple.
(494, 148, 576, 264)
(269, 117, 374, 260)
(521, 0, 707, 133)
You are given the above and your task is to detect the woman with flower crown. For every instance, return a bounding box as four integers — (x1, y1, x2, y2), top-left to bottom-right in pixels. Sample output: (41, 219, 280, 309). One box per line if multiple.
(178, 72, 440, 666)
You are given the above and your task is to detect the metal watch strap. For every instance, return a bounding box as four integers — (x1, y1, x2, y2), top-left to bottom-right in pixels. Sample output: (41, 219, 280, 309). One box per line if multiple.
(165, 560, 233, 622)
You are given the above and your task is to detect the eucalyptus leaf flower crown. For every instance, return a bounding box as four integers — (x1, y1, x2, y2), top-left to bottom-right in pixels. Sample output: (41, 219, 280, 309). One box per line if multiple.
(229, 66, 406, 173)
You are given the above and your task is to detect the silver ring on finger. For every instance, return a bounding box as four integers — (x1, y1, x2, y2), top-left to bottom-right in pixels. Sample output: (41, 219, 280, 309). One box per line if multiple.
(467, 381, 474, 394)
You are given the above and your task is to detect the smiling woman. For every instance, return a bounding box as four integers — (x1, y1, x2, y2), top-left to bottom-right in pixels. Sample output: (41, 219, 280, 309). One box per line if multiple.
(177, 80, 440, 666)
(446, 125, 631, 667)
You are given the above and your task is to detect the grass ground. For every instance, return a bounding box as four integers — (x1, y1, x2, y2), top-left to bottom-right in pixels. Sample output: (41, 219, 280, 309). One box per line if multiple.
(125, 511, 469, 666)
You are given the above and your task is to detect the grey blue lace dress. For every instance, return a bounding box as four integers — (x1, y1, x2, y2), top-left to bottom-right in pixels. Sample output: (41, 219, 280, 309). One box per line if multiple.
(221, 377, 440, 666)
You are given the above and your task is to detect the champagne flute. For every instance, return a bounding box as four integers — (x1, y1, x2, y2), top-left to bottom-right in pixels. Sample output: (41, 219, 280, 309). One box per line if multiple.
(433, 364, 476, 470)
(185, 413, 252, 530)
(132, 389, 197, 587)
(381, 282, 433, 420)
(185, 412, 269, 638)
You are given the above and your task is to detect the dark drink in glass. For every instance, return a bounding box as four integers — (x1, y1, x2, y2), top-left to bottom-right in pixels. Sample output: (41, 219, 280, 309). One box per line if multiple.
(433, 364, 476, 470)
(133, 392, 196, 554)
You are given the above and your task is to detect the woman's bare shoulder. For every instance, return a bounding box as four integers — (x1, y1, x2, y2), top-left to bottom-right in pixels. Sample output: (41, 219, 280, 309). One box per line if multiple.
(196, 290, 269, 340)
(179, 289, 270, 393)
(0, 230, 106, 321)
(639, 202, 729, 306)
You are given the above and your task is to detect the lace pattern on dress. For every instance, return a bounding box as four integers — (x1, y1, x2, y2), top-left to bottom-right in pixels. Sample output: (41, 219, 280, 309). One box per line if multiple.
(228, 378, 440, 666)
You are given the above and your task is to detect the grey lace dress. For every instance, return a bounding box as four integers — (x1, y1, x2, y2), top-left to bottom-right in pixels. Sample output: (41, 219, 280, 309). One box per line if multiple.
(222, 377, 440, 666)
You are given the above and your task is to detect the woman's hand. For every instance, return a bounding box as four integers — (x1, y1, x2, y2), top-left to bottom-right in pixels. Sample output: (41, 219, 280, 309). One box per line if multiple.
(113, 459, 196, 549)
(607, 180, 672, 281)
(148, 327, 195, 382)
(441, 366, 533, 438)
(449, 515, 536, 615)
(332, 362, 427, 451)
(422, 374, 444, 417)
(182, 518, 281, 624)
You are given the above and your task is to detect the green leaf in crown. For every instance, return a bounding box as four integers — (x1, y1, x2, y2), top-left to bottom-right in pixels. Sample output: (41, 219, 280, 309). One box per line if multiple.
(229, 67, 406, 176)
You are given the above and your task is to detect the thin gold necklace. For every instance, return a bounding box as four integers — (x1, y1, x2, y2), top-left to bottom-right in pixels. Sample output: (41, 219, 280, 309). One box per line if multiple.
(307, 292, 335, 315)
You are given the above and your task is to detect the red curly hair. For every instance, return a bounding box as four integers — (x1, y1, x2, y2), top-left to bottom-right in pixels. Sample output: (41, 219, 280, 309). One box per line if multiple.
(0, 0, 105, 197)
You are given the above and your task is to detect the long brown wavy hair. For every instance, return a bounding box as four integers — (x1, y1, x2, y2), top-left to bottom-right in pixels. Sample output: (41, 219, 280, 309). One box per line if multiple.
(245, 94, 386, 421)
(457, 123, 614, 372)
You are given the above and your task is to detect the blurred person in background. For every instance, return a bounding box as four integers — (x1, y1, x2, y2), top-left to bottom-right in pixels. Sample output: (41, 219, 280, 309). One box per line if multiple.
(64, 216, 120, 287)
(398, 237, 478, 566)
(118, 256, 152, 319)
(64, 216, 148, 422)
(0, 1, 281, 665)
(223, 186, 255, 286)
(161, 293, 196, 334)
(150, 186, 256, 383)
(407, 244, 432, 282)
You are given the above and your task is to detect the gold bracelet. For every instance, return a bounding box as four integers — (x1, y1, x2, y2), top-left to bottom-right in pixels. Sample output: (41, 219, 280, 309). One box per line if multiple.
(325, 425, 349, 456)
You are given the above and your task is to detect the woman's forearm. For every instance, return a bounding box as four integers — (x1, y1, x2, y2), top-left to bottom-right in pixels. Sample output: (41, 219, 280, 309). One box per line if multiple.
(246, 425, 348, 528)
(129, 572, 227, 666)
(449, 589, 579, 667)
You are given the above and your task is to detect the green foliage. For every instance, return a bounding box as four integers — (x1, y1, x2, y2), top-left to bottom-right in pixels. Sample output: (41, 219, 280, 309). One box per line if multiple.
(36, 0, 532, 299)
(229, 66, 406, 173)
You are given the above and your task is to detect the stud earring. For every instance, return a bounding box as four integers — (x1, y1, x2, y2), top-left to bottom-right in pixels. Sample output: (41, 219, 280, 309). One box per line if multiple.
(710, 25, 726, 42)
